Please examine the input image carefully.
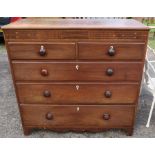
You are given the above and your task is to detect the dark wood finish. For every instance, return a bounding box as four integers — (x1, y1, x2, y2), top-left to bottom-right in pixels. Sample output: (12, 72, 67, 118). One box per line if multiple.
(40, 69, 48, 76)
(23, 127, 32, 135)
(106, 68, 114, 76)
(43, 90, 51, 97)
(20, 105, 135, 127)
(8, 42, 76, 60)
(39, 45, 46, 56)
(78, 42, 145, 60)
(12, 62, 142, 82)
(16, 83, 139, 104)
(45, 112, 53, 120)
(104, 90, 112, 98)
(107, 45, 115, 56)
(2, 18, 149, 136)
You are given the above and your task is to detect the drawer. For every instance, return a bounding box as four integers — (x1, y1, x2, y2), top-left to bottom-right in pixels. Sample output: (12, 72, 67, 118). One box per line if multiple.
(17, 83, 139, 104)
(8, 42, 76, 59)
(78, 42, 145, 60)
(12, 62, 143, 82)
(21, 105, 135, 127)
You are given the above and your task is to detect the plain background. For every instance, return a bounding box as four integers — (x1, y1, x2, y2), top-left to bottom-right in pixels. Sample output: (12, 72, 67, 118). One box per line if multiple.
(0, 0, 155, 155)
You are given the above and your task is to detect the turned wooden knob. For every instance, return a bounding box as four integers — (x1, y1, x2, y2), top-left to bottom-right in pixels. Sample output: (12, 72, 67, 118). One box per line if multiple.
(39, 45, 46, 56)
(108, 46, 115, 56)
(41, 69, 48, 76)
(104, 90, 112, 98)
(45, 112, 53, 120)
(43, 90, 51, 97)
(106, 68, 114, 76)
(103, 113, 111, 120)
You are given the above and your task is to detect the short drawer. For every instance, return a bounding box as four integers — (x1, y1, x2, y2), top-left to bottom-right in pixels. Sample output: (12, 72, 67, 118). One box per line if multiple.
(8, 42, 76, 59)
(17, 83, 139, 104)
(78, 42, 145, 60)
(21, 105, 135, 127)
(12, 62, 143, 82)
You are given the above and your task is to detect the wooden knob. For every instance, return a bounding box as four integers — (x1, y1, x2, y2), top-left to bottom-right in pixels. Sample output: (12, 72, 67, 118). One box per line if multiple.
(41, 69, 48, 76)
(45, 112, 53, 120)
(106, 68, 114, 76)
(108, 46, 115, 56)
(43, 90, 51, 97)
(104, 90, 112, 98)
(39, 45, 46, 56)
(103, 113, 110, 120)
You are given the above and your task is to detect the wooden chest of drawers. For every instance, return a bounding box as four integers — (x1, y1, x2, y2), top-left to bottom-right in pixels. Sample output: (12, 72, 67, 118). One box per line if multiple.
(2, 18, 149, 136)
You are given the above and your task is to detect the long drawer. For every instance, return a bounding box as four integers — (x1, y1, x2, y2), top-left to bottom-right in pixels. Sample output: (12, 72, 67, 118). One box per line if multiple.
(12, 62, 143, 82)
(78, 42, 145, 60)
(8, 42, 76, 60)
(21, 105, 135, 127)
(17, 83, 139, 104)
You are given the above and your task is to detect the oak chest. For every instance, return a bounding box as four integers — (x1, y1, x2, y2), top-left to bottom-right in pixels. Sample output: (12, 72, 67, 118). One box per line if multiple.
(2, 18, 149, 136)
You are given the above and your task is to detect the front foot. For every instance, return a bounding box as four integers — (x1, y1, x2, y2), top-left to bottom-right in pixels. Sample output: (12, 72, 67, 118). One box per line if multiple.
(23, 127, 32, 136)
(125, 128, 133, 136)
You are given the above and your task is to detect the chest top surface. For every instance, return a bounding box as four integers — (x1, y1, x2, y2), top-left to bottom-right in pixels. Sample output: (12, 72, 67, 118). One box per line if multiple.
(2, 18, 149, 30)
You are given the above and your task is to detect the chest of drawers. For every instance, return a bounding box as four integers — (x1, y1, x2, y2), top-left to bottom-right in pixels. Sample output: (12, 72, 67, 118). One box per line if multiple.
(2, 18, 149, 136)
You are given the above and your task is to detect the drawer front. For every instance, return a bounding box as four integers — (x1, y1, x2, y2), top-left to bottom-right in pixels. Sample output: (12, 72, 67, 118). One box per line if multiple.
(8, 42, 76, 60)
(78, 42, 145, 60)
(21, 105, 135, 127)
(12, 62, 142, 82)
(17, 83, 139, 104)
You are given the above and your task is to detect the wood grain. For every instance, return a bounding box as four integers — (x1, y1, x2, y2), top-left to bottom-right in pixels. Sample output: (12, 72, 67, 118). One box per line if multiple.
(21, 104, 135, 127)
(12, 62, 143, 82)
(3, 29, 148, 42)
(2, 18, 149, 135)
(8, 42, 76, 60)
(2, 18, 149, 30)
(78, 42, 145, 60)
(16, 83, 139, 104)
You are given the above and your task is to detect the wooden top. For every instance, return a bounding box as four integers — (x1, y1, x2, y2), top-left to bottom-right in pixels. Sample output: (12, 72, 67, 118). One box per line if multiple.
(2, 18, 149, 30)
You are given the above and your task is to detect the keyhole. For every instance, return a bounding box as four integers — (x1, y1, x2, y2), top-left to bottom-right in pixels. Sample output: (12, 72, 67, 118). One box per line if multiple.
(76, 85, 79, 90)
(77, 107, 80, 112)
(76, 65, 79, 70)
